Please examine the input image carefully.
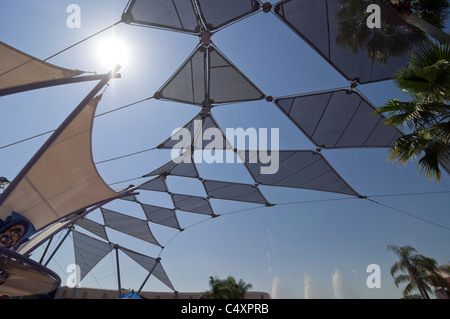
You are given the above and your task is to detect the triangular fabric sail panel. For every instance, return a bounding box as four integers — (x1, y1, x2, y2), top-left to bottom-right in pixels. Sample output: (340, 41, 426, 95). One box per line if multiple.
(274, 0, 425, 84)
(0, 41, 83, 91)
(144, 152, 199, 178)
(202, 179, 269, 204)
(196, 0, 260, 32)
(120, 247, 175, 291)
(137, 177, 168, 192)
(275, 89, 403, 148)
(238, 150, 359, 196)
(101, 207, 161, 247)
(72, 231, 113, 282)
(122, 0, 200, 34)
(141, 203, 182, 230)
(119, 194, 138, 202)
(168, 155, 199, 178)
(158, 111, 232, 150)
(171, 194, 215, 215)
(75, 217, 109, 241)
(0, 95, 119, 231)
(208, 45, 265, 104)
(155, 44, 265, 106)
(156, 45, 206, 105)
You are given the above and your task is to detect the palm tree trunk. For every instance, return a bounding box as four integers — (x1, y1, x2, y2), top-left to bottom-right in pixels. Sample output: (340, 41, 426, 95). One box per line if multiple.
(402, 13, 450, 44)
(407, 263, 428, 299)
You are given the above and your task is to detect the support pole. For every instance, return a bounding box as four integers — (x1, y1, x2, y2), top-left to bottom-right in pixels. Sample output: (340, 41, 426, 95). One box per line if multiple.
(137, 257, 161, 295)
(22, 191, 138, 256)
(44, 227, 72, 267)
(0, 73, 121, 97)
(115, 245, 122, 298)
(38, 237, 53, 264)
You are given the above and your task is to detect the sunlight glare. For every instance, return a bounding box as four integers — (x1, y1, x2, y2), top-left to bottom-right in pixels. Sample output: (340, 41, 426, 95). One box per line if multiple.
(96, 36, 130, 69)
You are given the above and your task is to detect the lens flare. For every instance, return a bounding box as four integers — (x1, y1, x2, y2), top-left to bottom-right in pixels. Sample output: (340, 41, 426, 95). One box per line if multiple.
(96, 36, 130, 69)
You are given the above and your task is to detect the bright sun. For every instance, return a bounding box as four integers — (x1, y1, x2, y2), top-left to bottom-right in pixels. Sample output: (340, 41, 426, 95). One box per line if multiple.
(96, 36, 130, 69)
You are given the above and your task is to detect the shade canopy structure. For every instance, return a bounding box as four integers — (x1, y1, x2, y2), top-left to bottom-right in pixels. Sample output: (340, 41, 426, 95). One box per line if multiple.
(1, 0, 449, 300)
(70, 230, 175, 293)
(101, 207, 161, 247)
(0, 68, 123, 297)
(154, 43, 265, 106)
(0, 73, 120, 236)
(274, 89, 404, 149)
(157, 110, 233, 150)
(273, 0, 426, 84)
(238, 150, 359, 196)
(0, 42, 120, 97)
(122, 0, 261, 35)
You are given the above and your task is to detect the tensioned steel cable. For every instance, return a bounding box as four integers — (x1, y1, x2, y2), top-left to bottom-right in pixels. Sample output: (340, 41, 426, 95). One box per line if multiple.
(43, 21, 123, 62)
(0, 97, 153, 151)
(365, 198, 450, 231)
(62, 185, 449, 286)
(134, 188, 450, 255)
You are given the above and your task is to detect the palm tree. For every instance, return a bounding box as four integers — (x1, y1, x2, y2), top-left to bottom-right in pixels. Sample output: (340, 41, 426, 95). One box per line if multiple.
(373, 40, 449, 181)
(200, 275, 253, 299)
(335, 0, 426, 65)
(387, 0, 450, 43)
(335, 0, 449, 68)
(387, 244, 450, 298)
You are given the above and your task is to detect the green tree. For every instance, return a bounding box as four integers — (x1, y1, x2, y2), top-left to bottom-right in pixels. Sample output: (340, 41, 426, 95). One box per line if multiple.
(336, 0, 425, 65)
(387, 244, 450, 299)
(335, 0, 449, 67)
(373, 40, 449, 181)
(388, 0, 450, 43)
(200, 275, 253, 299)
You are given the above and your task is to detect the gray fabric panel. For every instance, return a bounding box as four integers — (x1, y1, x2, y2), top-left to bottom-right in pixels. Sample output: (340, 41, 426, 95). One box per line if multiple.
(144, 153, 198, 178)
(280, 92, 333, 137)
(208, 47, 265, 103)
(75, 217, 109, 241)
(276, 97, 295, 114)
(363, 118, 403, 147)
(159, 47, 206, 105)
(152, 262, 175, 291)
(169, 156, 199, 177)
(141, 203, 181, 230)
(171, 194, 214, 215)
(239, 150, 358, 196)
(275, 0, 425, 83)
(158, 45, 264, 105)
(276, 90, 403, 148)
(101, 207, 161, 247)
(120, 247, 175, 291)
(138, 177, 168, 192)
(73, 231, 113, 281)
(277, 0, 329, 55)
(159, 112, 231, 150)
(144, 157, 179, 177)
(197, 0, 259, 30)
(310, 91, 362, 147)
(203, 179, 268, 204)
(119, 194, 138, 202)
(125, 0, 199, 33)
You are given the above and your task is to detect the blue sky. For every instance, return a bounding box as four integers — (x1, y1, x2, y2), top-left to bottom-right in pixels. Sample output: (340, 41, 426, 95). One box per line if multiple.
(1, 0, 449, 299)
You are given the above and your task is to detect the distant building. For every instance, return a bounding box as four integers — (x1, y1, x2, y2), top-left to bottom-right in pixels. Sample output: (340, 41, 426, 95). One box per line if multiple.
(433, 268, 450, 299)
(54, 287, 271, 299)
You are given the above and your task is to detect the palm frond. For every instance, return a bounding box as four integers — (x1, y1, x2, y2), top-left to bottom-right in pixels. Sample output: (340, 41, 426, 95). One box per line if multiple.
(394, 274, 411, 287)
